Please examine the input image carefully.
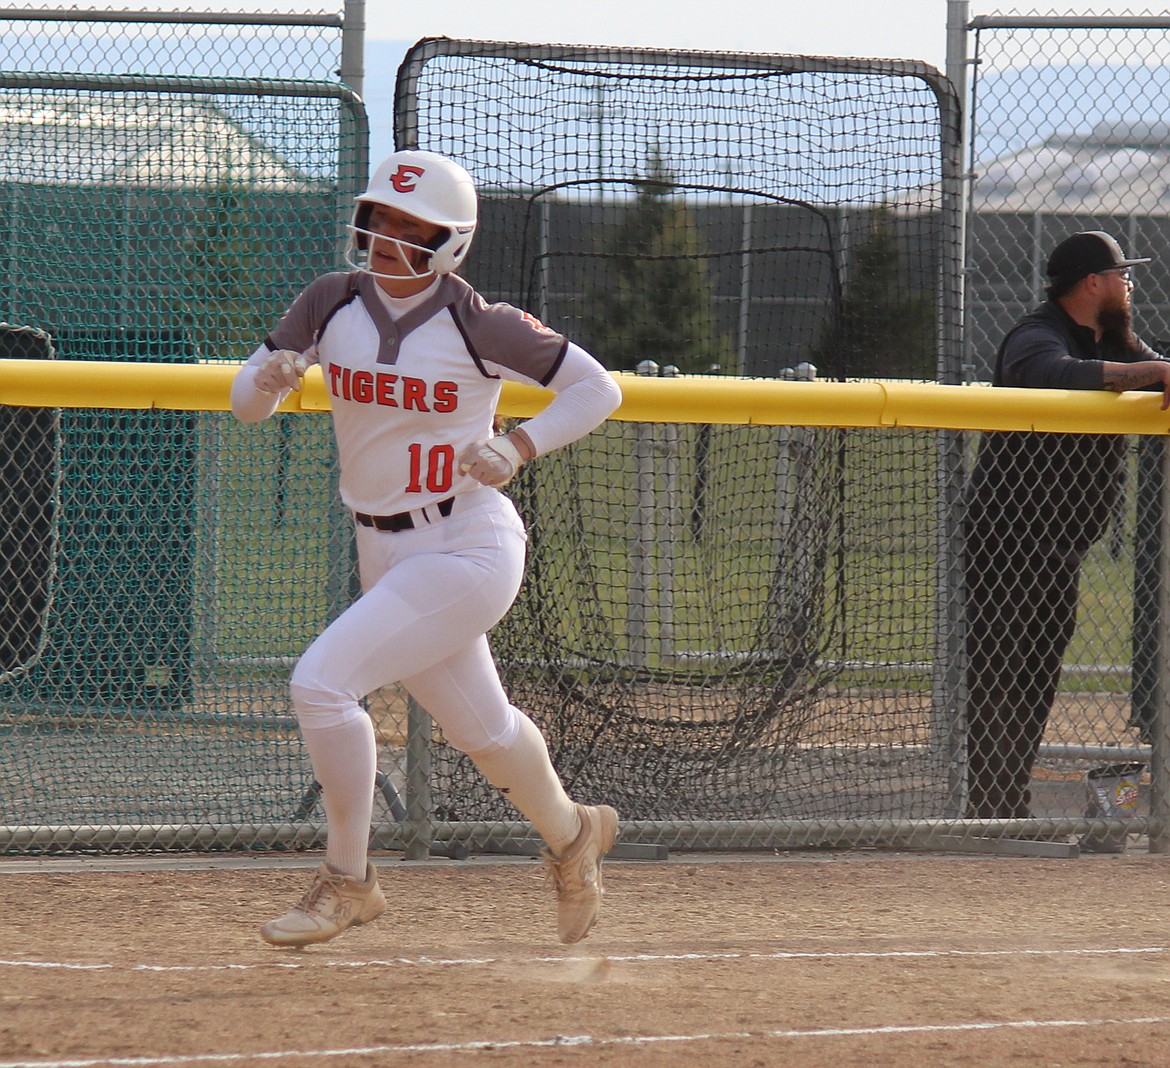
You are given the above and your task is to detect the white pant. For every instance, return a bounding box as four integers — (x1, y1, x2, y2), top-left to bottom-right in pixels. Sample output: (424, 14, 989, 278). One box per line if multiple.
(290, 487, 527, 753)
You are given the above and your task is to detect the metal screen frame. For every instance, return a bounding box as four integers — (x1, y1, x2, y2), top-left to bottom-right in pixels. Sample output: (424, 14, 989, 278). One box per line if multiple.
(387, 38, 997, 858)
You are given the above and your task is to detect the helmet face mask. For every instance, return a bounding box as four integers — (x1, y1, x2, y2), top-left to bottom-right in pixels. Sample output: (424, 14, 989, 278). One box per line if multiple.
(346, 150, 478, 279)
(347, 204, 448, 280)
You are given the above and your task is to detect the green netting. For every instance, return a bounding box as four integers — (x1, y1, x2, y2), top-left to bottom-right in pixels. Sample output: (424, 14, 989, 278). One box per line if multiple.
(0, 75, 364, 848)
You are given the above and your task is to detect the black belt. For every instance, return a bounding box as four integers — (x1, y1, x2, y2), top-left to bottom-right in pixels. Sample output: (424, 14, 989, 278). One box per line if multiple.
(354, 497, 455, 532)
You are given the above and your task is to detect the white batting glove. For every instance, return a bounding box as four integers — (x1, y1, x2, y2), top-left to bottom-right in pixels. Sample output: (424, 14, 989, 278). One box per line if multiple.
(458, 435, 525, 488)
(253, 349, 313, 393)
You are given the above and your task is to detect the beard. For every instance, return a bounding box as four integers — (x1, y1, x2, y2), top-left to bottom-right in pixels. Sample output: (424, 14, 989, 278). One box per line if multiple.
(1098, 298, 1136, 351)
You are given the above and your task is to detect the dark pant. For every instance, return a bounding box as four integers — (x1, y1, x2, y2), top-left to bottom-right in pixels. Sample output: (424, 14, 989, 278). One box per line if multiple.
(964, 533, 1084, 819)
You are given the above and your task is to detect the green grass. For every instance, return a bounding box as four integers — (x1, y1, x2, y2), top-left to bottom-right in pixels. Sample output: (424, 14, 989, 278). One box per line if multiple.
(197, 414, 340, 660)
(196, 415, 1143, 696)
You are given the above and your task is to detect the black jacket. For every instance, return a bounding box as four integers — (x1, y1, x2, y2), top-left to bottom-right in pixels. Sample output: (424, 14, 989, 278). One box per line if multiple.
(965, 300, 1159, 552)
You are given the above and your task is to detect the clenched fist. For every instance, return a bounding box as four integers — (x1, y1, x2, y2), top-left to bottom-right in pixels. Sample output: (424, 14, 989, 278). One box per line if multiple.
(458, 435, 525, 488)
(254, 349, 314, 393)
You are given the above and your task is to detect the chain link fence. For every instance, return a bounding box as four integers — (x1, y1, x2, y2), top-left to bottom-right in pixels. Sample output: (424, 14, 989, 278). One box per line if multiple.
(2, 12, 1167, 857)
(966, 13, 1170, 370)
(0, 40, 371, 851)
(0, 6, 346, 82)
(961, 10, 1170, 849)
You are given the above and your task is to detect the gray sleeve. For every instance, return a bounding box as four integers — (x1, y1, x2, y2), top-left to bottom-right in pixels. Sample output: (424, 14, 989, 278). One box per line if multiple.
(999, 322, 1104, 390)
(1132, 337, 1166, 361)
(265, 272, 354, 354)
(450, 286, 569, 385)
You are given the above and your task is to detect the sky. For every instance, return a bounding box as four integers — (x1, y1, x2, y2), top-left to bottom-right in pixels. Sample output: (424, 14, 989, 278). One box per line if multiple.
(55, 2, 1153, 79)
(47, 0, 956, 69)
(357, 0, 954, 69)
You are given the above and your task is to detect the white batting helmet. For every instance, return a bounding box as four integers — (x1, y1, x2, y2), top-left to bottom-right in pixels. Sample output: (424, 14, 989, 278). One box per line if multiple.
(346, 150, 478, 278)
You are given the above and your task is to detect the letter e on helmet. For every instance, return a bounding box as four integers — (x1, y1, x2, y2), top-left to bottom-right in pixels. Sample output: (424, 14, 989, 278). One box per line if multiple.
(350, 150, 478, 275)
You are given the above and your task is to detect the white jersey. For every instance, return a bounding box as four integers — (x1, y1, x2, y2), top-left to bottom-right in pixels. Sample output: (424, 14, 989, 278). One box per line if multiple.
(250, 271, 596, 516)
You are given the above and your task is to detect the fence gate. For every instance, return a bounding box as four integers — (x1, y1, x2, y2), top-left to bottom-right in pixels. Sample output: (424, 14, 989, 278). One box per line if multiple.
(957, 9, 1170, 851)
(0, 70, 367, 854)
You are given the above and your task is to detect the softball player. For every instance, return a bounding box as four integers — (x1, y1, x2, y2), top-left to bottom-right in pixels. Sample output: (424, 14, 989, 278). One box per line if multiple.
(231, 150, 622, 947)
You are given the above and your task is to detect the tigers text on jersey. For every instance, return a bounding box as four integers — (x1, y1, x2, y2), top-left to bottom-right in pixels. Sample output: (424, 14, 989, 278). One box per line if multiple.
(264, 271, 568, 516)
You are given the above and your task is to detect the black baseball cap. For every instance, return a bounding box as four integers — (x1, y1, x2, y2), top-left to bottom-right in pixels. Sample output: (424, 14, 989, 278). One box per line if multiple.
(1046, 230, 1151, 285)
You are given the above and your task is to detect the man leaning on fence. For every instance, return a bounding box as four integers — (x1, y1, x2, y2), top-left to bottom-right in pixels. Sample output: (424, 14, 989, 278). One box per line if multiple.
(964, 230, 1170, 825)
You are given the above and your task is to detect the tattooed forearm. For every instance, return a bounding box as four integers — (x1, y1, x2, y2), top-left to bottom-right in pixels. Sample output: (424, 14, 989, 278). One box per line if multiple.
(1102, 361, 1170, 393)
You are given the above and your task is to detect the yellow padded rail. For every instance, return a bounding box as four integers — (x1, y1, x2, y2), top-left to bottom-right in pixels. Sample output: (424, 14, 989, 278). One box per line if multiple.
(0, 360, 1169, 435)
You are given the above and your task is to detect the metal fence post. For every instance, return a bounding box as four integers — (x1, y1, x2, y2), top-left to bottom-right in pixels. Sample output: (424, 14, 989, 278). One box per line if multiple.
(339, 0, 365, 100)
(1149, 441, 1170, 852)
(939, 3, 971, 819)
(657, 363, 680, 661)
(403, 695, 434, 860)
(629, 359, 659, 667)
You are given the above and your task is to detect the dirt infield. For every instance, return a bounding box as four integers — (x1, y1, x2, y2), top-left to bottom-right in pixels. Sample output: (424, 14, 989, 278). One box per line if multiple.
(4, 850, 1170, 1067)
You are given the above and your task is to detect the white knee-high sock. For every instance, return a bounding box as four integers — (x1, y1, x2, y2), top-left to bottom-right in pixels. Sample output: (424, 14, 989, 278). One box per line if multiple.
(469, 712, 582, 853)
(301, 716, 377, 879)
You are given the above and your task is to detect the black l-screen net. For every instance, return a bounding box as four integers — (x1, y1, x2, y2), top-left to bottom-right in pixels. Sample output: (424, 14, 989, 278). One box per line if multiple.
(395, 40, 962, 826)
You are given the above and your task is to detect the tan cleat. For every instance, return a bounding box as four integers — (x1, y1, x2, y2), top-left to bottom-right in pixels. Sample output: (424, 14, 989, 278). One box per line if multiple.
(260, 861, 386, 947)
(543, 803, 619, 944)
